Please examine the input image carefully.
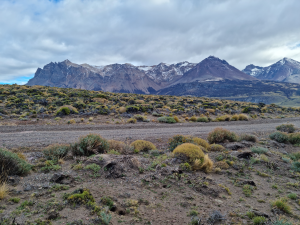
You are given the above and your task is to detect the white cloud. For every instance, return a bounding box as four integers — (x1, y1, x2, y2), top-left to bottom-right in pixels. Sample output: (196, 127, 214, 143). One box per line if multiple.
(0, 0, 300, 82)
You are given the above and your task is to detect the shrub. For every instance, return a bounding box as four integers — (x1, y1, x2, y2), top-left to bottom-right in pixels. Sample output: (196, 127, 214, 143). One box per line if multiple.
(168, 135, 193, 151)
(71, 134, 109, 156)
(252, 216, 267, 225)
(158, 116, 176, 123)
(272, 219, 293, 225)
(56, 105, 78, 116)
(271, 198, 291, 214)
(292, 161, 300, 172)
(107, 140, 126, 154)
(289, 152, 300, 161)
(231, 115, 239, 121)
(214, 161, 229, 169)
(0, 148, 32, 176)
(189, 116, 197, 122)
(243, 184, 254, 197)
(9, 197, 20, 203)
(193, 154, 213, 172)
(173, 143, 204, 162)
(118, 107, 126, 113)
(43, 144, 70, 162)
(216, 115, 231, 121)
(130, 140, 156, 153)
(207, 128, 238, 144)
(238, 114, 248, 121)
(209, 144, 225, 152)
(239, 134, 258, 142)
(288, 133, 300, 145)
(127, 118, 137, 123)
(269, 131, 289, 143)
(41, 160, 61, 172)
(197, 117, 209, 122)
(250, 147, 269, 154)
(173, 116, 180, 123)
(276, 124, 296, 133)
(287, 193, 297, 200)
(192, 137, 210, 150)
(0, 182, 8, 200)
(134, 114, 147, 122)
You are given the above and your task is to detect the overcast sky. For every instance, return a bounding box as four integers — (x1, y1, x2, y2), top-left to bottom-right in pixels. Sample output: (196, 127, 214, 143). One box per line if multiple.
(1, 0, 300, 84)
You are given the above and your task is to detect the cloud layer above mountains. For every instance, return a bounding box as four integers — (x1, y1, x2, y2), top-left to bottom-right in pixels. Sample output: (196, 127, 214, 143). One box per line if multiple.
(1, 0, 300, 83)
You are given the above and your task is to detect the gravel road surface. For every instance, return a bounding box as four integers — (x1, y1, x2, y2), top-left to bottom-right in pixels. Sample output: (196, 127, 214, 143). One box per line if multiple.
(1, 117, 300, 149)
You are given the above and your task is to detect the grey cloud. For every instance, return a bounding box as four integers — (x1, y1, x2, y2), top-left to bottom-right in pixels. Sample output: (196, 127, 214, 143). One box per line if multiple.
(0, 0, 300, 82)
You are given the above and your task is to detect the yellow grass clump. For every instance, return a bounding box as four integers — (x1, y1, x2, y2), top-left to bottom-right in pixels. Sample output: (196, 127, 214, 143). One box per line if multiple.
(209, 144, 225, 152)
(173, 116, 180, 123)
(0, 181, 9, 200)
(192, 137, 210, 150)
(118, 107, 126, 113)
(108, 140, 126, 154)
(130, 140, 156, 153)
(214, 161, 229, 169)
(173, 143, 204, 162)
(193, 154, 214, 172)
(238, 114, 249, 121)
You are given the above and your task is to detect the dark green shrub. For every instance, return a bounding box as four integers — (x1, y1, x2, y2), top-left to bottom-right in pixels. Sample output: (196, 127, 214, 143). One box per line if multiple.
(207, 128, 238, 144)
(101, 196, 114, 209)
(292, 161, 300, 172)
(269, 131, 288, 143)
(252, 216, 267, 225)
(41, 160, 61, 172)
(251, 147, 269, 154)
(71, 134, 109, 156)
(239, 134, 257, 142)
(288, 133, 300, 145)
(288, 152, 300, 161)
(272, 219, 293, 225)
(158, 116, 176, 123)
(56, 105, 78, 116)
(197, 117, 209, 122)
(0, 148, 32, 176)
(276, 124, 296, 133)
(168, 135, 194, 151)
(43, 144, 70, 162)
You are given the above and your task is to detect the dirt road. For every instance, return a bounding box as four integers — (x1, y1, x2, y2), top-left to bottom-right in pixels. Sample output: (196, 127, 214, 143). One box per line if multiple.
(1, 117, 300, 149)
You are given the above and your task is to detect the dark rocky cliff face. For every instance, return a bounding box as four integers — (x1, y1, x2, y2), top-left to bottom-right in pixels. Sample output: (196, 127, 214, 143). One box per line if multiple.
(27, 57, 256, 94)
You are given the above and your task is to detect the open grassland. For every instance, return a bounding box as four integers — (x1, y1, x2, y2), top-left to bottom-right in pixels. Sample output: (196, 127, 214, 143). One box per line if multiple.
(0, 84, 300, 127)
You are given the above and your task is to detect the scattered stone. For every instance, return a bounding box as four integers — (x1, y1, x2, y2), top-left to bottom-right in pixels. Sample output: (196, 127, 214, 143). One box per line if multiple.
(7, 176, 20, 186)
(50, 173, 75, 185)
(24, 184, 34, 191)
(237, 152, 254, 159)
(214, 199, 223, 204)
(48, 210, 59, 220)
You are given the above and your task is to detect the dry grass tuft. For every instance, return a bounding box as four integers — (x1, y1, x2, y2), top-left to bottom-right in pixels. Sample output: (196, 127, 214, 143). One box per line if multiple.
(193, 154, 213, 172)
(0, 175, 9, 200)
(108, 140, 126, 154)
(192, 137, 210, 150)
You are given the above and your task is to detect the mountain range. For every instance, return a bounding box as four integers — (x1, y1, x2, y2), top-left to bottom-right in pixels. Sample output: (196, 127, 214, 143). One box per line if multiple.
(26, 56, 256, 94)
(26, 56, 300, 105)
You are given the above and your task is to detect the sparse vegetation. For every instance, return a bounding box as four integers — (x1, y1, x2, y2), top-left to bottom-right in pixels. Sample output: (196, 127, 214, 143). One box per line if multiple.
(207, 128, 238, 143)
(276, 124, 296, 133)
(130, 140, 156, 153)
(71, 134, 109, 156)
(269, 131, 289, 143)
(43, 144, 70, 162)
(0, 148, 32, 175)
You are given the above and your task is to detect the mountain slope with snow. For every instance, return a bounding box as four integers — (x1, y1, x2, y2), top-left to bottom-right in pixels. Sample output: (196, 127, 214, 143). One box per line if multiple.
(243, 58, 300, 83)
(27, 57, 257, 94)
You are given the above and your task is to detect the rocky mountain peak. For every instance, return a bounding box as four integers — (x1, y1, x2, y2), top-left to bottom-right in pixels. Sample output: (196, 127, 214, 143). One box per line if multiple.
(243, 58, 300, 83)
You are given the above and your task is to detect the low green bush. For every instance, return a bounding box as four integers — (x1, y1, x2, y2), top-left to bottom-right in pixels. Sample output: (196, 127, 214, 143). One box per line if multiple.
(251, 147, 269, 154)
(168, 135, 193, 151)
(276, 124, 296, 133)
(271, 198, 291, 214)
(288, 133, 300, 145)
(252, 216, 267, 225)
(239, 134, 257, 142)
(269, 131, 288, 143)
(0, 148, 32, 176)
(292, 161, 300, 172)
(71, 134, 109, 156)
(43, 144, 70, 162)
(197, 117, 209, 122)
(207, 128, 238, 144)
(158, 116, 176, 123)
